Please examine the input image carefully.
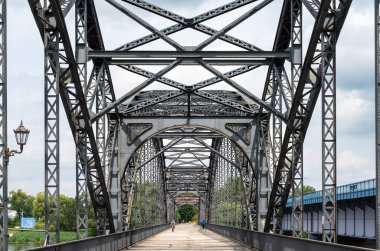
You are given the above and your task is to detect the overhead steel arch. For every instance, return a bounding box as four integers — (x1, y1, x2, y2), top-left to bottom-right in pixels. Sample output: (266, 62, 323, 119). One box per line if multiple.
(112, 122, 268, 231)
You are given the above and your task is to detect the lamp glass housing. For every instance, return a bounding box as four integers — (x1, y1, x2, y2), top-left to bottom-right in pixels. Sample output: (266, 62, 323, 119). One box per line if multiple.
(14, 121, 30, 146)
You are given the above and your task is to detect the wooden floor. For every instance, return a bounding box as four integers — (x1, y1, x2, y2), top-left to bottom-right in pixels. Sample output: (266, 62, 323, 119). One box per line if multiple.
(124, 224, 251, 251)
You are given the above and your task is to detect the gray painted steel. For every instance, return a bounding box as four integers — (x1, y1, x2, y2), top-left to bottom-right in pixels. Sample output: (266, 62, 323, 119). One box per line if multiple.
(207, 224, 376, 251)
(27, 224, 169, 251)
(22, 0, 364, 250)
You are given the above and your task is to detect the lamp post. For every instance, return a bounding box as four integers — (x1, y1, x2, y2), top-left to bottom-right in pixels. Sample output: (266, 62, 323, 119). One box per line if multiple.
(3, 121, 30, 250)
(4, 121, 30, 165)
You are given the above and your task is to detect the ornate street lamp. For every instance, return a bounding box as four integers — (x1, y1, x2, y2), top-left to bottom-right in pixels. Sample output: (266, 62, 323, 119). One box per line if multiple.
(4, 121, 30, 165)
(2, 121, 30, 250)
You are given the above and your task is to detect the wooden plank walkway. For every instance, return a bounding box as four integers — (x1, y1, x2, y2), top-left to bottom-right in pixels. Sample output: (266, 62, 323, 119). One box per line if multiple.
(124, 224, 251, 251)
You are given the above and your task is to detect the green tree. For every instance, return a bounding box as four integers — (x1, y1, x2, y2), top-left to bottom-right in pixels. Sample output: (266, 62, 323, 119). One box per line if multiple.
(33, 192, 78, 232)
(177, 204, 196, 222)
(60, 195, 76, 231)
(32, 192, 44, 221)
(9, 189, 34, 219)
(290, 185, 316, 197)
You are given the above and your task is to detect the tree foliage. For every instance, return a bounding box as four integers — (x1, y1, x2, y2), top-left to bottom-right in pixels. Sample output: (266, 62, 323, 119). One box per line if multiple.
(32, 192, 44, 221)
(9, 189, 34, 219)
(60, 195, 76, 231)
(10, 190, 79, 232)
(290, 185, 316, 197)
(176, 204, 197, 223)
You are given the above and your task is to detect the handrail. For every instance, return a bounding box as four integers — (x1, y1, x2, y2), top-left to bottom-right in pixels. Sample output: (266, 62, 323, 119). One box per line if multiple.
(28, 224, 169, 251)
(206, 224, 376, 251)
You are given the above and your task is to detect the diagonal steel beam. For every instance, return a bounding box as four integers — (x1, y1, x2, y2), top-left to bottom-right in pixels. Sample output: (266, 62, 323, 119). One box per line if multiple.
(106, 0, 183, 50)
(302, 0, 320, 18)
(117, 64, 259, 115)
(264, 0, 352, 233)
(61, 0, 76, 16)
(192, 65, 260, 90)
(194, 0, 273, 50)
(92, 60, 182, 121)
(193, 137, 241, 170)
(199, 60, 287, 122)
(136, 137, 184, 171)
(29, 0, 116, 234)
(194, 90, 257, 114)
(116, 0, 261, 51)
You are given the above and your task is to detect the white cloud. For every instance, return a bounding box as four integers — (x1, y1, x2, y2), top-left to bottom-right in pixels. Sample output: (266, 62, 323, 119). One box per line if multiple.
(337, 150, 373, 184)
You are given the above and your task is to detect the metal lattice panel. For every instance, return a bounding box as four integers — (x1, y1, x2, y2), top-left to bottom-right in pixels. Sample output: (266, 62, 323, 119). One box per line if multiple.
(265, 0, 351, 235)
(43, 5, 60, 243)
(29, 0, 116, 238)
(75, 0, 88, 239)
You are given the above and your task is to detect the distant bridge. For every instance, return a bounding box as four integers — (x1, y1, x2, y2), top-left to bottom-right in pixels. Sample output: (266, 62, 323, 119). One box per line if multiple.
(283, 179, 376, 247)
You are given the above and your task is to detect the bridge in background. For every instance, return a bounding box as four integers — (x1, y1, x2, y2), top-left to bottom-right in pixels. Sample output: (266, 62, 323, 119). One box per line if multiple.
(1, 0, 380, 250)
(283, 179, 376, 247)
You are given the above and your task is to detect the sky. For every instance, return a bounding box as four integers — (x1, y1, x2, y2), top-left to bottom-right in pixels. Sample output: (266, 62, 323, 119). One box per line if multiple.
(6, 1, 376, 197)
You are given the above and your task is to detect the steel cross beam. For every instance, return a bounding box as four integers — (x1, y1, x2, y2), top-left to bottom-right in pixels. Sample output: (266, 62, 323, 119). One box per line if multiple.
(106, 0, 183, 51)
(115, 0, 262, 51)
(108, 0, 272, 53)
(119, 0, 271, 52)
(199, 61, 287, 122)
(93, 60, 182, 121)
(88, 51, 289, 59)
(264, 0, 351, 234)
(117, 65, 258, 115)
(28, 0, 115, 235)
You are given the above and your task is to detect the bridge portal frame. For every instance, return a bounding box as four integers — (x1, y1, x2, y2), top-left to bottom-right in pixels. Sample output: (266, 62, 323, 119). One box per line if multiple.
(111, 116, 270, 232)
(21, 0, 357, 248)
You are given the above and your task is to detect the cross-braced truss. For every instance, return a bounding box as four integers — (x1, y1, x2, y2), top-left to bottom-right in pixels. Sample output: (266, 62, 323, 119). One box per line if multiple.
(22, 0, 354, 248)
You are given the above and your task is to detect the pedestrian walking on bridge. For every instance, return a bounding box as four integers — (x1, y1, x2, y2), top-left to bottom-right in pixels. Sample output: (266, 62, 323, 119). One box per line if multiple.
(201, 219, 206, 230)
(171, 219, 176, 232)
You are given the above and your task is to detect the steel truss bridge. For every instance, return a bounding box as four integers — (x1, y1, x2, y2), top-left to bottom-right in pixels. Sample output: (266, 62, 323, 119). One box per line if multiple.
(0, 0, 379, 250)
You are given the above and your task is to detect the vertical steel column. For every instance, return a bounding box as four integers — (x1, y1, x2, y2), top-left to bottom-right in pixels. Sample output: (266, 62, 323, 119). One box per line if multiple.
(291, 0, 303, 238)
(75, 0, 88, 239)
(376, 1, 380, 248)
(273, 69, 282, 179)
(272, 67, 285, 234)
(257, 127, 269, 232)
(0, 0, 6, 249)
(322, 1, 337, 243)
(44, 4, 60, 244)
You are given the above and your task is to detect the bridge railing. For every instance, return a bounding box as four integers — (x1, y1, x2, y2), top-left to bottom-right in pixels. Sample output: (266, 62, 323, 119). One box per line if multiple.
(206, 224, 375, 251)
(28, 224, 169, 251)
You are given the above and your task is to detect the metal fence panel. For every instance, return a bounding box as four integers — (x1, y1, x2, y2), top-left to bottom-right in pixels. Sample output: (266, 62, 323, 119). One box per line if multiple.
(27, 224, 169, 251)
(206, 224, 376, 251)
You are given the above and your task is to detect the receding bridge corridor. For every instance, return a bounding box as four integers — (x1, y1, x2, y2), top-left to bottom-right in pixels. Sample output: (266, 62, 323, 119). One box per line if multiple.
(124, 224, 251, 251)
